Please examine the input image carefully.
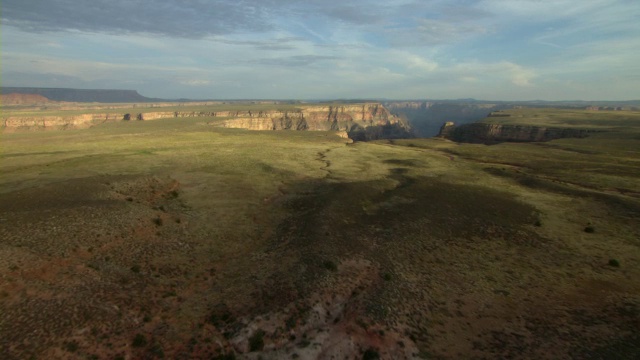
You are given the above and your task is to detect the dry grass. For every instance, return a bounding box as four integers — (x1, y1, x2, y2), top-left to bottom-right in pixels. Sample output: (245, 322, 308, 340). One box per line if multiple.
(1, 107, 639, 359)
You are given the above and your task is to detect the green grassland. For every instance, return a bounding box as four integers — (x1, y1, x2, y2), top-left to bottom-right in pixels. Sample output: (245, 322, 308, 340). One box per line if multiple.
(1, 107, 639, 359)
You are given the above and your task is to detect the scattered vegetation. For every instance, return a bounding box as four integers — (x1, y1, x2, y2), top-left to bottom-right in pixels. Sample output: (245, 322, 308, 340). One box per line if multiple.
(584, 225, 595, 233)
(2, 105, 639, 359)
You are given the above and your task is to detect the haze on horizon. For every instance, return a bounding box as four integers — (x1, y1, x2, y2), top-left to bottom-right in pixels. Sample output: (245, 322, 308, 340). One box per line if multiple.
(2, 0, 639, 101)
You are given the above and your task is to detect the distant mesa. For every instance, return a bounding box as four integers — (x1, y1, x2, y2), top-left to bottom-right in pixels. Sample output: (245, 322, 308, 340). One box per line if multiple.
(1, 87, 156, 103)
(0, 93, 53, 105)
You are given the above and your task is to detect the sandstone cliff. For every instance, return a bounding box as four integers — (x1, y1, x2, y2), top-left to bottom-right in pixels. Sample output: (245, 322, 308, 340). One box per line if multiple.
(439, 122, 598, 143)
(2, 103, 412, 140)
(220, 103, 412, 140)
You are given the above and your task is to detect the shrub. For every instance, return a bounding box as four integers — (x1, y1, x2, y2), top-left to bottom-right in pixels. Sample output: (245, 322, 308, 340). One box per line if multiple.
(608, 259, 620, 267)
(584, 225, 595, 233)
(65, 340, 79, 352)
(248, 330, 265, 352)
(322, 260, 337, 271)
(153, 217, 163, 226)
(131, 264, 141, 273)
(132, 334, 147, 348)
(149, 343, 164, 358)
(362, 348, 380, 360)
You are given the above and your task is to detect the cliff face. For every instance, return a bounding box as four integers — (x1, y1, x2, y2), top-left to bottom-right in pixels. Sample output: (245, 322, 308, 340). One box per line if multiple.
(2, 103, 412, 141)
(220, 103, 412, 140)
(439, 122, 597, 144)
(386, 101, 506, 137)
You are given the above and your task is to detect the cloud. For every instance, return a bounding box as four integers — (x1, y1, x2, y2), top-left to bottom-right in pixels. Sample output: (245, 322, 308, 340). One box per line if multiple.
(406, 55, 439, 72)
(180, 79, 211, 86)
(250, 55, 339, 67)
(2, 0, 274, 37)
(2, 0, 639, 100)
(213, 37, 304, 51)
(449, 61, 536, 87)
(505, 63, 535, 86)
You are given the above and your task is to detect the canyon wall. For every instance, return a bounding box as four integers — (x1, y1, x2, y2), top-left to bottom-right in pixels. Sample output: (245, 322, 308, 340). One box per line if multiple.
(385, 101, 508, 137)
(220, 104, 412, 140)
(2, 103, 412, 141)
(439, 122, 598, 143)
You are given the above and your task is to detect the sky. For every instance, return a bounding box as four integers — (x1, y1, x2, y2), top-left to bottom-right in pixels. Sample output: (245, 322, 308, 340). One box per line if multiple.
(2, 0, 639, 100)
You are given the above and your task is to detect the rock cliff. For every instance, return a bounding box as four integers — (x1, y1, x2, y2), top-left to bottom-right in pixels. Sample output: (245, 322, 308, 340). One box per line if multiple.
(438, 122, 598, 144)
(2, 103, 412, 141)
(220, 103, 412, 140)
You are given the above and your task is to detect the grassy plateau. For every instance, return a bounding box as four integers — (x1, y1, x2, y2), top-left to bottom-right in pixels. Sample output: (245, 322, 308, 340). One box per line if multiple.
(1, 105, 639, 359)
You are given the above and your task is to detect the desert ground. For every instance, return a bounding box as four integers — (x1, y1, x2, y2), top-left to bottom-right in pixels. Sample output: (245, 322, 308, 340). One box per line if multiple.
(1, 105, 639, 359)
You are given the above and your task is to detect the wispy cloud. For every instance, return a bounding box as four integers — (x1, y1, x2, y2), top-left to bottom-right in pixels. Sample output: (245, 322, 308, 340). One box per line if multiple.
(250, 55, 340, 67)
(1, 0, 638, 100)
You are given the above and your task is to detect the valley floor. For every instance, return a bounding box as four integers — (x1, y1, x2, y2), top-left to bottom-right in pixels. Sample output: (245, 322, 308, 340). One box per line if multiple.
(1, 116, 639, 359)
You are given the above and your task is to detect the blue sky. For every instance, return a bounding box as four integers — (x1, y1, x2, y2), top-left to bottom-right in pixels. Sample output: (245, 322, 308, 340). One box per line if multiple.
(2, 0, 639, 100)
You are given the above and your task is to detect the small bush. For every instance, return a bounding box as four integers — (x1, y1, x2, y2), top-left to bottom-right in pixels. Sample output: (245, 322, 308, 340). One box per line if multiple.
(131, 264, 141, 273)
(584, 225, 595, 233)
(248, 330, 265, 352)
(322, 260, 337, 271)
(382, 273, 392, 281)
(153, 217, 163, 226)
(534, 220, 542, 227)
(132, 334, 147, 348)
(65, 340, 79, 352)
(212, 353, 236, 360)
(149, 343, 164, 358)
(362, 348, 380, 360)
(608, 259, 620, 267)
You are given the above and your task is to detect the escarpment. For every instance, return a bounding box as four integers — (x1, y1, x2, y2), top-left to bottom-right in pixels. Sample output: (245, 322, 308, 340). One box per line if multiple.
(2, 103, 412, 141)
(439, 121, 599, 144)
(220, 104, 412, 140)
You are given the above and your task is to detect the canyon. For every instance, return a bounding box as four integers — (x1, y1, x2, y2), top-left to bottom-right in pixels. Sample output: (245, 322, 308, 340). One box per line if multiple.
(1, 102, 412, 141)
(438, 121, 598, 143)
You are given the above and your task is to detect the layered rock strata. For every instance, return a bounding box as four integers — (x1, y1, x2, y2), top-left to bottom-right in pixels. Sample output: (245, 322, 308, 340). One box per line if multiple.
(2, 103, 412, 141)
(220, 104, 411, 140)
(439, 122, 598, 143)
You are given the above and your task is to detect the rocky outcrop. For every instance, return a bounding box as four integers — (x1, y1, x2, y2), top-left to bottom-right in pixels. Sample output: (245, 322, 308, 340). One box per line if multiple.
(2, 113, 127, 130)
(220, 104, 412, 141)
(439, 122, 598, 144)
